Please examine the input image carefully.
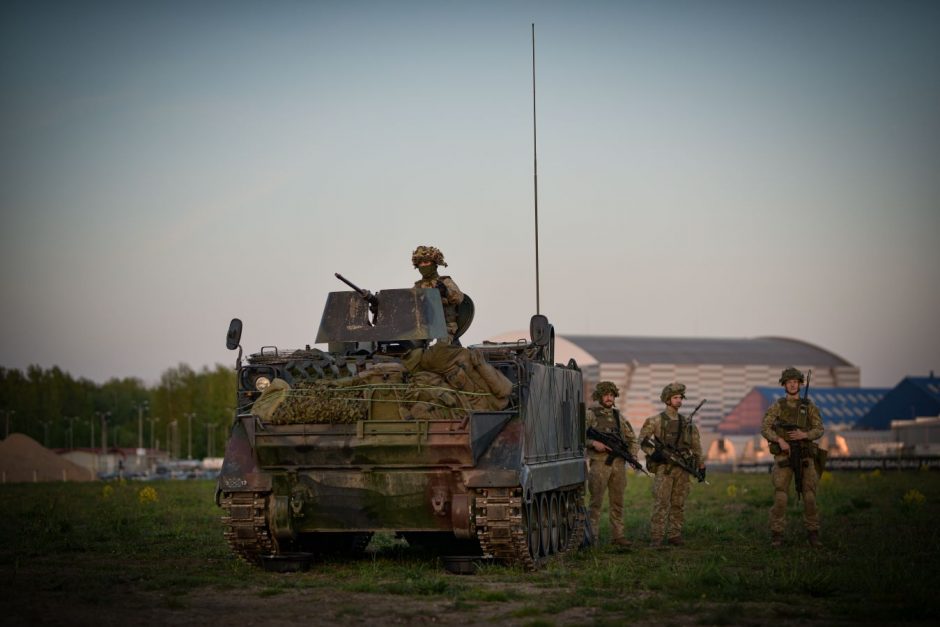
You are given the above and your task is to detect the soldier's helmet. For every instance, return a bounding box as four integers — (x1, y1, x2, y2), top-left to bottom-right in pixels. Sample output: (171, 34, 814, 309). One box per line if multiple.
(778, 367, 804, 385)
(592, 381, 619, 401)
(411, 245, 448, 268)
(660, 382, 687, 403)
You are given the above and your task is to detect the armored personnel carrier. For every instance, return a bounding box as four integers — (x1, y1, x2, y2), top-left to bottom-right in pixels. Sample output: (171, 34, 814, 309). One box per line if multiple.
(217, 283, 586, 570)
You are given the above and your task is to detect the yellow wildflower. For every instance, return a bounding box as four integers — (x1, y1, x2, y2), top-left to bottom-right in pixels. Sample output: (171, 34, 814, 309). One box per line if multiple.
(138, 486, 159, 504)
(902, 489, 926, 507)
(101, 484, 114, 499)
(726, 484, 738, 498)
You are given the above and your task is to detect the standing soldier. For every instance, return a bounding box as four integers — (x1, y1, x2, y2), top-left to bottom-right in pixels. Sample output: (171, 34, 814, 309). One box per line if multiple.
(586, 381, 639, 547)
(761, 367, 824, 548)
(639, 382, 705, 547)
(411, 245, 464, 343)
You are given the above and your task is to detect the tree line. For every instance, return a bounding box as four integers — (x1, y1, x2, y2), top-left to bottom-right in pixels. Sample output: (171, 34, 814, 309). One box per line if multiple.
(0, 364, 236, 460)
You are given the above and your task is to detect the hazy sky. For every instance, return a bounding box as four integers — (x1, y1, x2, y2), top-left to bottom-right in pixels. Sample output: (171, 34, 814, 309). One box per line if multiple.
(2, 0, 938, 387)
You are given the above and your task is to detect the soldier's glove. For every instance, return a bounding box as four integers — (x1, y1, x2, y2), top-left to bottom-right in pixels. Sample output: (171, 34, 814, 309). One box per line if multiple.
(697, 467, 707, 483)
(649, 450, 665, 463)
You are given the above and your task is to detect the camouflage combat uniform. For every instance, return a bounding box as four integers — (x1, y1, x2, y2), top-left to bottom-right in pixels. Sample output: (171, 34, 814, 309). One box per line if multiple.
(639, 405, 703, 544)
(412, 245, 464, 343)
(413, 273, 463, 340)
(586, 404, 638, 543)
(760, 393, 824, 536)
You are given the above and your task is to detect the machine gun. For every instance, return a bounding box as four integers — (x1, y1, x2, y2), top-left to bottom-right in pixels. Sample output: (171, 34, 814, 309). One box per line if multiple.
(642, 434, 709, 484)
(774, 370, 813, 500)
(334, 273, 379, 317)
(587, 426, 650, 477)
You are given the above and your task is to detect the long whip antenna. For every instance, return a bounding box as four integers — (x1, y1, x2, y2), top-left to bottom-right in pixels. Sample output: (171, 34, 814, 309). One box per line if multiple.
(531, 23, 540, 314)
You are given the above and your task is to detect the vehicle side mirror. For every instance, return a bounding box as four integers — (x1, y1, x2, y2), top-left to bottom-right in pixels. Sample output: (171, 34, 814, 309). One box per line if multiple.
(226, 318, 243, 350)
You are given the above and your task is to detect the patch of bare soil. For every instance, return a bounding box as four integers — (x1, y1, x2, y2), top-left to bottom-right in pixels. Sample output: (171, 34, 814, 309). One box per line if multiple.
(3, 584, 599, 627)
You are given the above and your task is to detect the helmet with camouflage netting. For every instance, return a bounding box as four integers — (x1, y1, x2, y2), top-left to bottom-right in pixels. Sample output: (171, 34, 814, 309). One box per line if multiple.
(660, 382, 687, 403)
(592, 381, 620, 401)
(411, 245, 448, 268)
(778, 367, 805, 385)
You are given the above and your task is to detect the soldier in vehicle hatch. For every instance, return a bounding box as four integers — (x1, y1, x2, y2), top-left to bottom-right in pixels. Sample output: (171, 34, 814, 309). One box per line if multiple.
(639, 382, 704, 548)
(761, 367, 824, 548)
(585, 381, 638, 548)
(412, 245, 464, 344)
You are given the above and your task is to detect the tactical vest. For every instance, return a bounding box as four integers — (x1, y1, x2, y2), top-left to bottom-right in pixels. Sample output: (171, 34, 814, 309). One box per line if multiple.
(659, 412, 694, 452)
(769, 398, 816, 458)
(770, 398, 809, 438)
(591, 406, 623, 434)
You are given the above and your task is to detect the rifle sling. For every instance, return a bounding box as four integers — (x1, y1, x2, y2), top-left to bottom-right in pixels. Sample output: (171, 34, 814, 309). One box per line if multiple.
(659, 411, 689, 450)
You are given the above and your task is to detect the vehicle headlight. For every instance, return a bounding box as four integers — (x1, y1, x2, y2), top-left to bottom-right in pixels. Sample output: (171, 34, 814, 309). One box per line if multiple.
(255, 376, 272, 392)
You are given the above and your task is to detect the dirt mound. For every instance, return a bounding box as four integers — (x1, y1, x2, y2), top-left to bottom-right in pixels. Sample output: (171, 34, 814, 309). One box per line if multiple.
(0, 433, 96, 483)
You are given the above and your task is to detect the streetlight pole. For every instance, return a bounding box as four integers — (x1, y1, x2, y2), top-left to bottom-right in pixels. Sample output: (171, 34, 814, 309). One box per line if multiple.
(148, 416, 158, 451)
(171, 420, 179, 459)
(92, 412, 108, 476)
(184, 412, 195, 460)
(95, 411, 110, 455)
(205, 422, 217, 458)
(136, 400, 149, 450)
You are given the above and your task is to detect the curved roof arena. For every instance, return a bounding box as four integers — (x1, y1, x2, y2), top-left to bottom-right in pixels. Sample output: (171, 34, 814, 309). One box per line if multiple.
(559, 335, 852, 367)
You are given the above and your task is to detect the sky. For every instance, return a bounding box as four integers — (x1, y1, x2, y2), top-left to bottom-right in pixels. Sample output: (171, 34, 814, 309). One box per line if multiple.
(1, 0, 938, 388)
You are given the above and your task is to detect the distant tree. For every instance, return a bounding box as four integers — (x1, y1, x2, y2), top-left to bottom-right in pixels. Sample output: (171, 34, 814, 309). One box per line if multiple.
(0, 363, 235, 457)
(151, 363, 236, 458)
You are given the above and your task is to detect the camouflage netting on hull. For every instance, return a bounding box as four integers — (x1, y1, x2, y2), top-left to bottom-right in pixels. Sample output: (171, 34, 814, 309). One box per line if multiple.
(256, 379, 368, 424)
(250, 345, 513, 424)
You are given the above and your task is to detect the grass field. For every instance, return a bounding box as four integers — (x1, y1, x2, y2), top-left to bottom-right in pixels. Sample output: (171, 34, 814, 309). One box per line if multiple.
(2, 470, 938, 626)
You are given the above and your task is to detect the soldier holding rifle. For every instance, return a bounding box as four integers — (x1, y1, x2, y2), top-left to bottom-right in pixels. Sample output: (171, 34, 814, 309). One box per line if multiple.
(639, 382, 705, 547)
(585, 381, 639, 548)
(761, 367, 824, 548)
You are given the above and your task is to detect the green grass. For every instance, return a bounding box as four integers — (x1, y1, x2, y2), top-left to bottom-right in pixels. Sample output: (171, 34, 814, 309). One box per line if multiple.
(1, 471, 939, 624)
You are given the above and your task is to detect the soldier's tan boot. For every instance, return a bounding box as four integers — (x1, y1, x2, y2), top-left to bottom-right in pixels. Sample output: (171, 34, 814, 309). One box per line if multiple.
(649, 537, 663, 548)
(667, 536, 684, 547)
(807, 531, 822, 549)
(771, 532, 783, 548)
(612, 537, 632, 548)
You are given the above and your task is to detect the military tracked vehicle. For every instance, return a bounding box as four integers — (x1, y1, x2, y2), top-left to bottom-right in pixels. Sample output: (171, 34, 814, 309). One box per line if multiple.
(217, 283, 586, 570)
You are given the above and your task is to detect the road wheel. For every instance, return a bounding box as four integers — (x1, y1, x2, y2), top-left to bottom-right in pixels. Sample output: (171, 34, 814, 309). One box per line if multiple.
(539, 494, 551, 558)
(558, 492, 570, 550)
(525, 498, 540, 559)
(548, 492, 560, 554)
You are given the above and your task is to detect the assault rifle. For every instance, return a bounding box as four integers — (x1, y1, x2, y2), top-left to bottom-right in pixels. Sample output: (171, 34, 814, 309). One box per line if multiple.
(774, 369, 812, 500)
(587, 426, 650, 477)
(334, 273, 379, 316)
(687, 399, 706, 423)
(642, 435, 709, 484)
